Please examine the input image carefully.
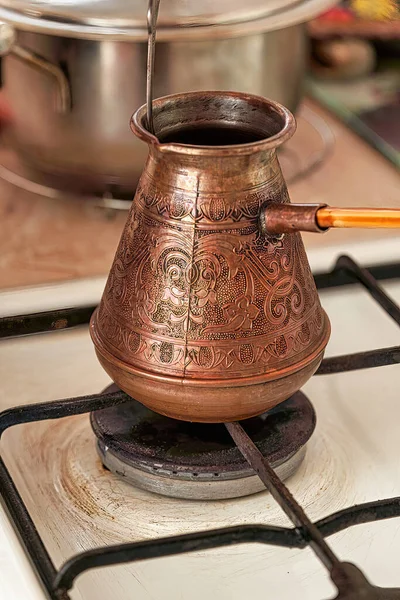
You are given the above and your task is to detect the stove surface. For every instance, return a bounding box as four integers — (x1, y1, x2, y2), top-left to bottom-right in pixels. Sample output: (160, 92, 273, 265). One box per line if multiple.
(0, 274, 399, 600)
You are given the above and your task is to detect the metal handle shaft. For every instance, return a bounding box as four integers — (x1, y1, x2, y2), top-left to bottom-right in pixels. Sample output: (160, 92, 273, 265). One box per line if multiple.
(317, 207, 400, 230)
(260, 203, 400, 236)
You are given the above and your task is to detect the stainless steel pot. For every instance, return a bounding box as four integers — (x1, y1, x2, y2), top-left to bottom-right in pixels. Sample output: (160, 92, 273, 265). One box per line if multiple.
(0, 0, 336, 195)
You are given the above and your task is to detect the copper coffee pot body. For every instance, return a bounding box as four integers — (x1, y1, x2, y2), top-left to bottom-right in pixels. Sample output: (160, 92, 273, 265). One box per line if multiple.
(90, 91, 331, 422)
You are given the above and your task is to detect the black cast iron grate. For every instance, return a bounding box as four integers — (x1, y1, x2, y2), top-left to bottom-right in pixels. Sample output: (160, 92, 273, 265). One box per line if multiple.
(0, 255, 400, 600)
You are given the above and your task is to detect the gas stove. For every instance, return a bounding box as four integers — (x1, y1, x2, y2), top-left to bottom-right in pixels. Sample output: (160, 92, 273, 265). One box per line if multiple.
(91, 387, 314, 501)
(0, 256, 399, 600)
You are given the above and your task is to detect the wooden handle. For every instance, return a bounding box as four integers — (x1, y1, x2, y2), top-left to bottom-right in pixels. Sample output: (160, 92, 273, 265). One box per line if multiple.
(317, 207, 400, 229)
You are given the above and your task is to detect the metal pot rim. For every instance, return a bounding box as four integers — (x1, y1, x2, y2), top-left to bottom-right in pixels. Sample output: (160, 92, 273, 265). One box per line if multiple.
(0, 0, 337, 41)
(130, 90, 297, 156)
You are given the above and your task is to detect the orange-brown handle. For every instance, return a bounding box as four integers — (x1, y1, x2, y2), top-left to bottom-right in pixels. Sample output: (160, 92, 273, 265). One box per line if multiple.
(260, 203, 400, 236)
(317, 207, 400, 229)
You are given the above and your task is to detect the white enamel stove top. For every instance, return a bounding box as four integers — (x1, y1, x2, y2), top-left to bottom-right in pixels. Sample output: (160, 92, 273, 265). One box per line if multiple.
(0, 250, 399, 600)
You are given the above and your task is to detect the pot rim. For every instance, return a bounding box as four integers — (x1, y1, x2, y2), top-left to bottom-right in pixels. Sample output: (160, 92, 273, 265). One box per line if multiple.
(130, 90, 297, 157)
(0, 0, 337, 42)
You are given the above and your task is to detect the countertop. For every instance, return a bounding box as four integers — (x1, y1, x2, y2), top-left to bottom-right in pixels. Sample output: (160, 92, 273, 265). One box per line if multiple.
(0, 98, 399, 290)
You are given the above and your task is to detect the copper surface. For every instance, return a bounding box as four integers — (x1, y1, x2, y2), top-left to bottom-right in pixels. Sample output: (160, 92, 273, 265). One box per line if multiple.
(261, 203, 400, 235)
(260, 202, 327, 235)
(91, 91, 330, 422)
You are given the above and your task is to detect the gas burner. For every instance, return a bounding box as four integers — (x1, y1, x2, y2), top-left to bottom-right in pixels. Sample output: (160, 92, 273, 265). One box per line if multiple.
(91, 387, 315, 500)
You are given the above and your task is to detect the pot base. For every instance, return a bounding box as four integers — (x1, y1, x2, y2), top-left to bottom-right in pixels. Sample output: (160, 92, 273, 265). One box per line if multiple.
(92, 337, 327, 423)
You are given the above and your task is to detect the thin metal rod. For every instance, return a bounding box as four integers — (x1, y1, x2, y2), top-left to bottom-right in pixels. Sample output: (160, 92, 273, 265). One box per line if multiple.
(54, 496, 400, 592)
(0, 457, 63, 600)
(54, 525, 300, 592)
(317, 346, 400, 375)
(225, 422, 340, 572)
(316, 498, 400, 537)
(0, 306, 96, 339)
(313, 262, 400, 290)
(146, 0, 161, 135)
(317, 207, 400, 230)
(0, 390, 128, 437)
(335, 255, 400, 326)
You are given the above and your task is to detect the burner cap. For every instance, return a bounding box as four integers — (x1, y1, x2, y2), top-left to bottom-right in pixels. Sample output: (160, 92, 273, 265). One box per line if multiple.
(91, 389, 315, 500)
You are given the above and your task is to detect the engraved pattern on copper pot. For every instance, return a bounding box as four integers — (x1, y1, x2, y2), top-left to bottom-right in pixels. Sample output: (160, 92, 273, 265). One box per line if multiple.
(95, 182, 326, 379)
(90, 91, 330, 422)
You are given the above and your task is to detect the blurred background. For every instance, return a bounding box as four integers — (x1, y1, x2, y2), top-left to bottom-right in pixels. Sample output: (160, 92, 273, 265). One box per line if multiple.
(0, 0, 398, 292)
(310, 0, 399, 165)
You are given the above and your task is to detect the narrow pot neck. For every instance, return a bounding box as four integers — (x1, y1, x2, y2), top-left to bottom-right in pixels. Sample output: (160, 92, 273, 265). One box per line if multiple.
(144, 146, 281, 195)
(131, 91, 295, 194)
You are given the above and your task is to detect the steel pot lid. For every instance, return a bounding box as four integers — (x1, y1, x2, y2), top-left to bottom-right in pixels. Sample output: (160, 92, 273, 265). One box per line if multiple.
(0, 0, 337, 40)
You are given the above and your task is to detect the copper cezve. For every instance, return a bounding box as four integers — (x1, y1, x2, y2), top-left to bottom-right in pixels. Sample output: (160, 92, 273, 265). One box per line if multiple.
(90, 91, 331, 422)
